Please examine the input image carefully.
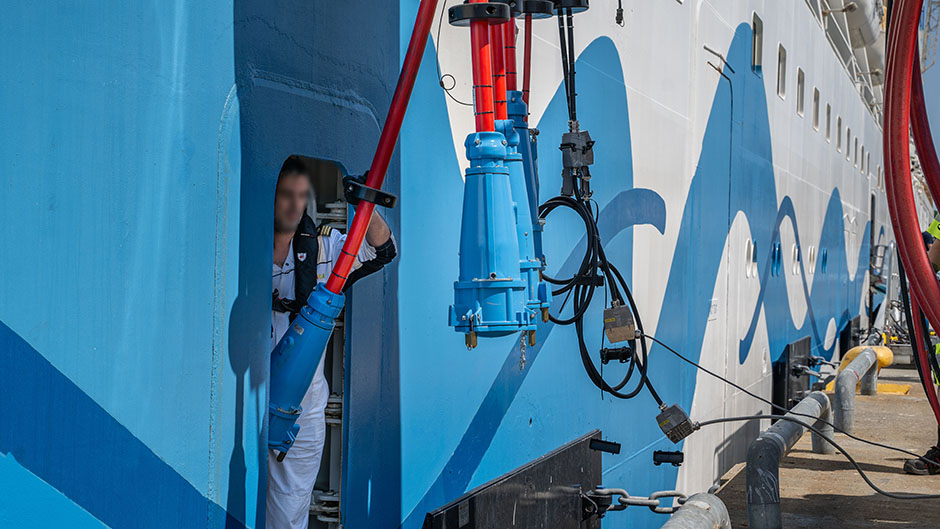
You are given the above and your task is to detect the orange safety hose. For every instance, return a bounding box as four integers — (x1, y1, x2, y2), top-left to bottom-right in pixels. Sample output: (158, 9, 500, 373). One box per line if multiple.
(522, 14, 533, 108)
(883, 0, 940, 428)
(504, 20, 517, 91)
(911, 47, 940, 207)
(325, 0, 439, 293)
(470, 0, 496, 132)
(491, 23, 508, 120)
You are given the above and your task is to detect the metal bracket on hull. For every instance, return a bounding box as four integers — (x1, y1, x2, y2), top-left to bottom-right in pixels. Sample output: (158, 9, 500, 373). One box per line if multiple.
(423, 430, 603, 529)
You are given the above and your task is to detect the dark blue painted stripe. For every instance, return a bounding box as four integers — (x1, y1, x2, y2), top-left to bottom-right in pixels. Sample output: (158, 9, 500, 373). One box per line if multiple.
(738, 192, 871, 363)
(0, 321, 245, 529)
(400, 188, 666, 526)
(402, 22, 876, 527)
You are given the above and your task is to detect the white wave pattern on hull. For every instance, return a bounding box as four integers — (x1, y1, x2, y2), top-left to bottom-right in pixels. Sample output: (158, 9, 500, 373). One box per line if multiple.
(432, 0, 885, 501)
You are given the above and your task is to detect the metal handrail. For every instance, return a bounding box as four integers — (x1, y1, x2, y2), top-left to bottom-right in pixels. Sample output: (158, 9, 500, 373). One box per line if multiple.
(813, 0, 881, 121)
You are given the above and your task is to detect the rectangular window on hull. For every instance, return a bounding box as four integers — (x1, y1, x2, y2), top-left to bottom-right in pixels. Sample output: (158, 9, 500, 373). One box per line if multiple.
(826, 104, 832, 141)
(847, 129, 852, 161)
(837, 117, 842, 151)
(854, 137, 858, 166)
(752, 14, 763, 73)
(777, 44, 787, 99)
(797, 69, 805, 116)
(813, 88, 820, 130)
(861, 146, 866, 173)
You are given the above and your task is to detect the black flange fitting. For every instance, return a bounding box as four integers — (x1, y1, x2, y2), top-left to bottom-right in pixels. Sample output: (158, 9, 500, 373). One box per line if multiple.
(490, 0, 523, 17)
(343, 173, 398, 208)
(553, 0, 589, 14)
(448, 1, 512, 26)
(522, 0, 555, 18)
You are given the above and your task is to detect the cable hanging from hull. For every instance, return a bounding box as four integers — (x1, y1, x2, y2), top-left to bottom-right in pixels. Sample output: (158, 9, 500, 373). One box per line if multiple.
(535, 2, 663, 406)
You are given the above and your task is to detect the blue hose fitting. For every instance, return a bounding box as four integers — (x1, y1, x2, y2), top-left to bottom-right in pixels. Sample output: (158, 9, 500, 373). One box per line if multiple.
(496, 117, 547, 337)
(508, 91, 551, 322)
(268, 283, 345, 456)
(450, 131, 529, 348)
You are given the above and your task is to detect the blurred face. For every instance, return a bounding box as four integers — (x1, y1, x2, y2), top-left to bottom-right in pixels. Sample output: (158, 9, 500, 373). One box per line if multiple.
(274, 172, 310, 234)
(930, 238, 940, 273)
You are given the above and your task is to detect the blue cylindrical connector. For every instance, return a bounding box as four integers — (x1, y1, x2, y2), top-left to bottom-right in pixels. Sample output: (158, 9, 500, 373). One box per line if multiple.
(497, 117, 545, 332)
(508, 91, 551, 321)
(450, 131, 528, 346)
(269, 284, 345, 454)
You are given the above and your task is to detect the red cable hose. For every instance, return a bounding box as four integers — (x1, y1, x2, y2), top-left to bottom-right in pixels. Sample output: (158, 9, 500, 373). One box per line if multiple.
(911, 47, 940, 207)
(910, 294, 940, 425)
(883, 0, 940, 344)
(491, 23, 508, 120)
(325, 0, 439, 294)
(504, 21, 517, 91)
(886, 0, 940, 434)
(470, 1, 496, 132)
(522, 14, 533, 107)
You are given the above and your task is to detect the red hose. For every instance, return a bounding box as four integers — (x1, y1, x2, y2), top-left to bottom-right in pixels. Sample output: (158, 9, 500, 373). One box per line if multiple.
(910, 295, 940, 425)
(491, 24, 508, 120)
(470, 1, 496, 132)
(522, 14, 533, 107)
(911, 47, 940, 206)
(504, 21, 517, 91)
(883, 0, 940, 343)
(905, 16, 940, 430)
(325, 0, 439, 294)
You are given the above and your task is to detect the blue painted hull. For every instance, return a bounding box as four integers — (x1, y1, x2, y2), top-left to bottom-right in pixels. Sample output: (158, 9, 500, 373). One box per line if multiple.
(0, 2, 885, 528)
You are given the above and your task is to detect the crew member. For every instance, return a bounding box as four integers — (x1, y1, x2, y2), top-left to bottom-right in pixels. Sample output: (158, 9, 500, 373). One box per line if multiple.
(268, 156, 397, 526)
(903, 230, 940, 475)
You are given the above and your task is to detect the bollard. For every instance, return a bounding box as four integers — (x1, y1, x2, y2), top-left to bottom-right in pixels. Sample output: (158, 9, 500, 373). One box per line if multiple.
(746, 391, 834, 529)
(834, 347, 879, 433)
(660, 493, 731, 529)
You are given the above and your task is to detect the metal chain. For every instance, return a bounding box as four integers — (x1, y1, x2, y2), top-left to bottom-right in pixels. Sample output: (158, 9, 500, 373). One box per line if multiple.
(592, 488, 688, 515)
(519, 332, 527, 370)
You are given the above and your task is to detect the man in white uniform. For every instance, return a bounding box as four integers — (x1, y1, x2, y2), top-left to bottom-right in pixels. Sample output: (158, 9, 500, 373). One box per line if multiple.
(268, 156, 396, 528)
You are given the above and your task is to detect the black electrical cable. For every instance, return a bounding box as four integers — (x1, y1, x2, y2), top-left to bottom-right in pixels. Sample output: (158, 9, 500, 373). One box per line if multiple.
(539, 196, 601, 323)
(697, 414, 940, 500)
(435, 0, 473, 107)
(539, 8, 662, 406)
(539, 9, 663, 407)
(564, 9, 578, 121)
(610, 262, 662, 403)
(641, 332, 940, 470)
(898, 253, 940, 397)
(538, 176, 660, 403)
(556, 15, 573, 122)
(556, 9, 579, 123)
(918, 306, 940, 383)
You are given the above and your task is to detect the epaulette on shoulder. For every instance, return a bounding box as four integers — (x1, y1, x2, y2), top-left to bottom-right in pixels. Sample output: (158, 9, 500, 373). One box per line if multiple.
(317, 225, 333, 237)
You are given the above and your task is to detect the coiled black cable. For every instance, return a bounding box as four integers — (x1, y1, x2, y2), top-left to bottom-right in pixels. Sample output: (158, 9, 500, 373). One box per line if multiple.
(538, 193, 663, 405)
(539, 8, 662, 405)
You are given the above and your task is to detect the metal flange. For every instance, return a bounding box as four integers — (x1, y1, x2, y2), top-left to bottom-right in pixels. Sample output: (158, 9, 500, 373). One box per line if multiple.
(343, 174, 398, 208)
(448, 2, 512, 27)
(491, 0, 524, 17)
(553, 0, 589, 14)
(521, 0, 554, 18)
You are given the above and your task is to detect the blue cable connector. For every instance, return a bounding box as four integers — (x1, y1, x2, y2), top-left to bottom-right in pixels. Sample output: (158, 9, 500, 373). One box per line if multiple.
(268, 284, 345, 457)
(450, 131, 529, 348)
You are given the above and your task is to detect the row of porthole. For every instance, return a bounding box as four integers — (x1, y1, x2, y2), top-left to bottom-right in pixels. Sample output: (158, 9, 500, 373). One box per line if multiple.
(753, 12, 881, 185)
(745, 238, 829, 278)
